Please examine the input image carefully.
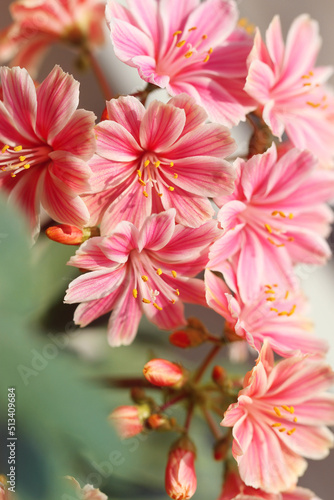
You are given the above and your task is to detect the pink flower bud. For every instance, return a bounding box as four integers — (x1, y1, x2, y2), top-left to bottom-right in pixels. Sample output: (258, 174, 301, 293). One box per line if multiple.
(109, 405, 149, 439)
(45, 225, 99, 245)
(165, 438, 197, 500)
(143, 359, 185, 387)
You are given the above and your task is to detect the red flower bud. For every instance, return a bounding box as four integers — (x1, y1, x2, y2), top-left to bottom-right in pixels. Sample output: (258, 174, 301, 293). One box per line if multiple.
(109, 404, 150, 439)
(143, 359, 186, 387)
(165, 437, 197, 500)
(45, 225, 100, 245)
(212, 365, 226, 386)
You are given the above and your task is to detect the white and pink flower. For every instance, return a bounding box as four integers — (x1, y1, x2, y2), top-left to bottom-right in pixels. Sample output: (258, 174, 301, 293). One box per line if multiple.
(106, 0, 255, 126)
(84, 94, 236, 233)
(0, 65, 96, 238)
(65, 209, 219, 346)
(221, 342, 334, 493)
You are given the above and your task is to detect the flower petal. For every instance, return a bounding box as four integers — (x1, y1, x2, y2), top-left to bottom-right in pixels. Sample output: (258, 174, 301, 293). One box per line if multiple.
(106, 95, 146, 143)
(95, 120, 142, 161)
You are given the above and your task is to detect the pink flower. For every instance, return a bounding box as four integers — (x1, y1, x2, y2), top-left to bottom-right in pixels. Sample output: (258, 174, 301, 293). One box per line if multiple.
(165, 437, 197, 500)
(218, 468, 321, 500)
(221, 342, 334, 493)
(205, 267, 328, 358)
(109, 405, 149, 439)
(143, 358, 186, 387)
(65, 209, 219, 346)
(106, 0, 255, 127)
(245, 15, 334, 163)
(0, 65, 95, 238)
(209, 144, 334, 303)
(84, 94, 236, 233)
(66, 477, 108, 500)
(0, 0, 106, 78)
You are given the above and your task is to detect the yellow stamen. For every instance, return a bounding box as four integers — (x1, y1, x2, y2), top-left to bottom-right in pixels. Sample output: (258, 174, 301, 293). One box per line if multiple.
(265, 285, 273, 289)
(208, 48, 213, 54)
(288, 213, 294, 219)
(279, 427, 287, 433)
(287, 305, 296, 316)
(284, 290, 289, 299)
(143, 191, 148, 198)
(23, 164, 30, 169)
(11, 173, 16, 178)
(176, 40, 186, 48)
(202, 34, 208, 40)
(141, 275, 148, 282)
(265, 290, 275, 294)
(144, 160, 150, 167)
(289, 406, 295, 414)
(132, 289, 138, 298)
(154, 161, 161, 168)
(294, 417, 298, 422)
(287, 428, 296, 435)
(282, 405, 291, 413)
(278, 311, 288, 316)
(171, 270, 177, 278)
(302, 74, 311, 79)
(188, 26, 197, 31)
(175, 289, 180, 296)
(170, 162, 174, 167)
(203, 55, 210, 63)
(271, 423, 281, 427)
(13, 146, 22, 151)
(156, 268, 162, 276)
(303, 83, 312, 86)
(270, 307, 278, 312)
(158, 193, 163, 197)
(173, 173, 178, 179)
(264, 224, 272, 233)
(185, 51, 193, 58)
(266, 297, 276, 302)
(137, 169, 142, 178)
(274, 407, 282, 417)
(306, 101, 320, 108)
(288, 237, 294, 242)
(19, 156, 26, 162)
(173, 31, 182, 36)
(309, 71, 314, 76)
(142, 298, 151, 304)
(153, 302, 162, 311)
(138, 179, 146, 186)
(168, 186, 174, 191)
(2, 145, 9, 153)
(170, 299, 176, 304)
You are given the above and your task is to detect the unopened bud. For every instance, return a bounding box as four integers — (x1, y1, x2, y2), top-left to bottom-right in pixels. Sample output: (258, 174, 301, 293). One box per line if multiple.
(146, 413, 172, 431)
(213, 435, 230, 461)
(165, 437, 197, 500)
(169, 318, 209, 348)
(45, 224, 99, 245)
(212, 365, 226, 386)
(143, 359, 186, 387)
(65, 476, 108, 500)
(109, 404, 150, 439)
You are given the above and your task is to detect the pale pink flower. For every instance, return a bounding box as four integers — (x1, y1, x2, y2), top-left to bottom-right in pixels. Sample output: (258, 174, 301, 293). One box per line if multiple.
(165, 437, 197, 500)
(66, 476, 108, 500)
(205, 267, 328, 358)
(0, 0, 106, 78)
(221, 342, 334, 493)
(65, 209, 219, 346)
(109, 405, 149, 439)
(84, 94, 236, 233)
(218, 468, 321, 500)
(143, 358, 186, 387)
(0, 65, 95, 238)
(106, 0, 255, 127)
(245, 15, 334, 162)
(209, 144, 334, 302)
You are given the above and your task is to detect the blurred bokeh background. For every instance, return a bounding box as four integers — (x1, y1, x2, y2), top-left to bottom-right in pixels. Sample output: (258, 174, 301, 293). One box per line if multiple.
(0, 0, 334, 499)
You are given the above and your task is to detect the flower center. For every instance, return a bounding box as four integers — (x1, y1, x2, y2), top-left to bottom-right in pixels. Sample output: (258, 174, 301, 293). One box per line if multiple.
(301, 71, 328, 110)
(0, 143, 51, 178)
(136, 155, 177, 198)
(264, 284, 296, 316)
(271, 405, 297, 436)
(262, 210, 295, 248)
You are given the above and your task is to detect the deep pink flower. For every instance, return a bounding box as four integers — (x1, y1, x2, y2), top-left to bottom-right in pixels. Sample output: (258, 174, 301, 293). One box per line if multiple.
(0, 65, 96, 238)
(205, 267, 328, 358)
(165, 437, 197, 500)
(84, 94, 236, 233)
(245, 15, 334, 163)
(65, 210, 219, 346)
(218, 468, 321, 500)
(221, 342, 334, 493)
(106, 0, 255, 127)
(209, 144, 334, 303)
(0, 0, 106, 78)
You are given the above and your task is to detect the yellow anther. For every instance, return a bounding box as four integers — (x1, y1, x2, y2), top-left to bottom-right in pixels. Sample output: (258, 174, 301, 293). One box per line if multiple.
(294, 417, 298, 422)
(265, 290, 275, 294)
(142, 298, 151, 304)
(24, 164, 30, 169)
(169, 162, 174, 167)
(303, 83, 312, 86)
(143, 191, 148, 198)
(176, 40, 186, 47)
(173, 31, 182, 36)
(279, 427, 287, 433)
(203, 55, 210, 63)
(270, 307, 278, 312)
(156, 268, 162, 276)
(288, 305, 296, 316)
(279, 211, 286, 218)
(11, 173, 16, 178)
(307, 102, 320, 108)
(266, 297, 275, 302)
(202, 34, 208, 40)
(175, 289, 180, 296)
(282, 405, 291, 413)
(138, 179, 146, 186)
(288, 237, 294, 242)
(284, 291, 289, 299)
(309, 71, 314, 76)
(302, 74, 311, 79)
(188, 26, 197, 31)
(278, 311, 288, 316)
(271, 423, 281, 427)
(185, 51, 193, 58)
(288, 213, 294, 219)
(19, 156, 26, 162)
(274, 407, 282, 417)
(238, 18, 248, 27)
(170, 299, 176, 304)
(132, 289, 138, 298)
(13, 145, 22, 151)
(141, 275, 148, 282)
(265, 224, 272, 233)
(171, 270, 177, 278)
(153, 302, 162, 311)
(144, 160, 150, 167)
(158, 193, 163, 197)
(173, 173, 178, 179)
(289, 406, 295, 414)
(1, 145, 9, 153)
(208, 48, 213, 54)
(273, 284, 278, 287)
(168, 186, 174, 191)
(265, 285, 273, 289)
(287, 428, 296, 435)
(137, 169, 142, 178)
(154, 161, 161, 168)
